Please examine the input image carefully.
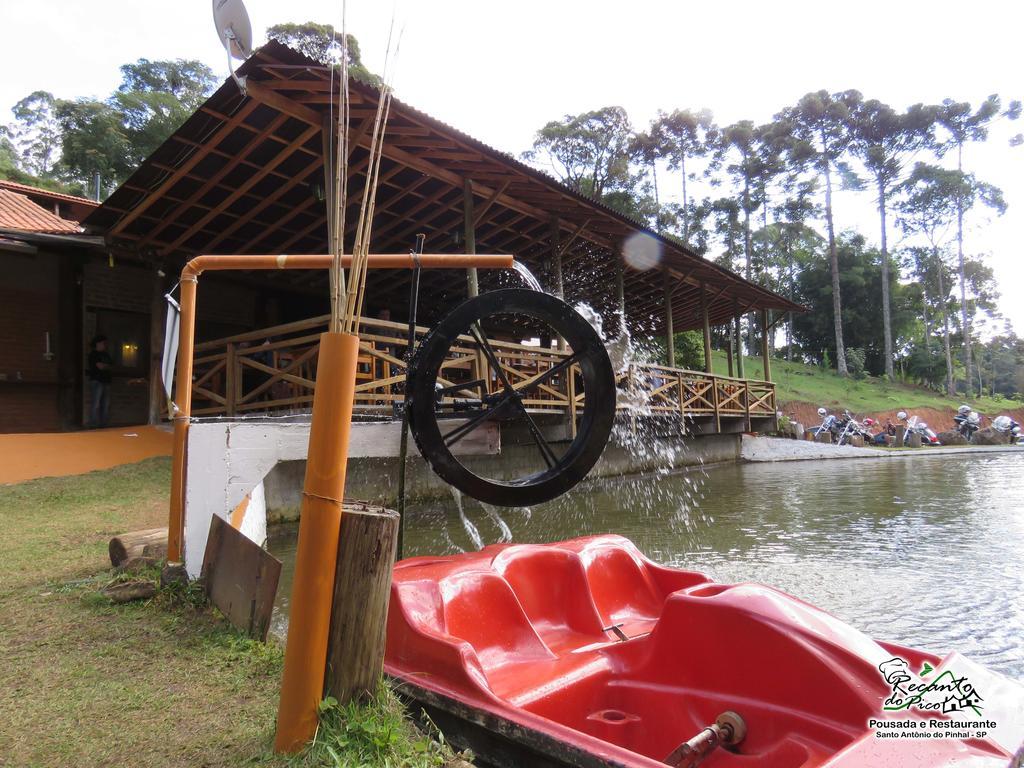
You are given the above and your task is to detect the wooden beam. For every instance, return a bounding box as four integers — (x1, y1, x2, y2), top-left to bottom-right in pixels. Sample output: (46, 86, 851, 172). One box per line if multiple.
(110, 100, 261, 235)
(140, 112, 293, 247)
(550, 216, 563, 299)
(159, 123, 321, 255)
(245, 79, 321, 126)
(556, 218, 591, 258)
(472, 180, 511, 227)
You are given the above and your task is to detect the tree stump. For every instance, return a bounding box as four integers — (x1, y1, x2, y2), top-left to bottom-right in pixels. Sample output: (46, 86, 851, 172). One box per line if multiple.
(907, 431, 922, 448)
(109, 527, 168, 567)
(849, 435, 865, 448)
(894, 426, 906, 446)
(325, 502, 400, 706)
(815, 431, 832, 444)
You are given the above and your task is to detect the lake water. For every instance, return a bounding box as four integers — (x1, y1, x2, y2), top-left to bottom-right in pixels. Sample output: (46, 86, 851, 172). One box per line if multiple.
(268, 451, 1024, 680)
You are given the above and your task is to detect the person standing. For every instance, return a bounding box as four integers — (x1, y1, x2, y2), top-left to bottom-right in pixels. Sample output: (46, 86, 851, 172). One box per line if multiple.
(87, 334, 113, 428)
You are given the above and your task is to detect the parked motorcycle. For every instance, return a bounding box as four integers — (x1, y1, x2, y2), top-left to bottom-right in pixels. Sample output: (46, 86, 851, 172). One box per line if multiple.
(812, 407, 838, 441)
(991, 415, 1023, 445)
(953, 404, 982, 441)
(901, 412, 941, 446)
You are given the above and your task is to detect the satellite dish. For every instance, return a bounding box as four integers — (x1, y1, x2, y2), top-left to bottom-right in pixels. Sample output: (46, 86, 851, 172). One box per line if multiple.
(212, 0, 253, 60)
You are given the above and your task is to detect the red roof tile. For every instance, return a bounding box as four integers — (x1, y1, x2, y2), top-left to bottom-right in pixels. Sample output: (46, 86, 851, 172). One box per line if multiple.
(0, 189, 82, 233)
(0, 179, 98, 207)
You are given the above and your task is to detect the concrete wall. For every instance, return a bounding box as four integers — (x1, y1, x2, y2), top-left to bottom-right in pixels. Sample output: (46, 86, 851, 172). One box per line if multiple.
(263, 431, 742, 520)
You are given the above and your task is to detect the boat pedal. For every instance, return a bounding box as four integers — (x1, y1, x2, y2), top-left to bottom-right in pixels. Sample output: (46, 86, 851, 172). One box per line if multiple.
(664, 711, 746, 767)
(601, 623, 629, 642)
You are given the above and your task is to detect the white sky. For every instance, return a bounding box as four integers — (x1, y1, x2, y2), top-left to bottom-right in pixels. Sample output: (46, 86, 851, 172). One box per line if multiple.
(2, 0, 1022, 332)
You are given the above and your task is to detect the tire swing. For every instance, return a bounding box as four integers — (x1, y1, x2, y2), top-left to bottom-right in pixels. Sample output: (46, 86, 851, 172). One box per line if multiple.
(407, 289, 616, 507)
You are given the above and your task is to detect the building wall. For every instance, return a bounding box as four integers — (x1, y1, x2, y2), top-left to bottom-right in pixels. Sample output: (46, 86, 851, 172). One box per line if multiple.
(0, 252, 61, 432)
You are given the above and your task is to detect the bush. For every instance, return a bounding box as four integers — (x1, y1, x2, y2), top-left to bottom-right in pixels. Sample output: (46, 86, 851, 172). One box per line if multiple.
(846, 348, 867, 380)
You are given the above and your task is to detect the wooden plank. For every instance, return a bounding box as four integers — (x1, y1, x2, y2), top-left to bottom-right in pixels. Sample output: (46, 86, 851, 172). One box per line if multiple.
(201, 515, 282, 641)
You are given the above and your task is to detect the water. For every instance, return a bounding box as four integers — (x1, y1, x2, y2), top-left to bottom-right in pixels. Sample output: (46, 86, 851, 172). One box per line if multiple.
(268, 451, 1024, 679)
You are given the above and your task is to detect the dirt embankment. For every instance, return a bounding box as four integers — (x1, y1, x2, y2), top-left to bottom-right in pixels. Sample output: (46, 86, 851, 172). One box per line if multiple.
(780, 402, 1024, 433)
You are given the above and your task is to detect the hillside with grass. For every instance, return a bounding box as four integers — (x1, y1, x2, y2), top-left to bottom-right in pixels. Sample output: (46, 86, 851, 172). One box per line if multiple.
(707, 351, 1023, 431)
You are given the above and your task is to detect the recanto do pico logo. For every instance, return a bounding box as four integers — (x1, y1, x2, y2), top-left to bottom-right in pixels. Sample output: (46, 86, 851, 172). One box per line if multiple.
(868, 657, 999, 742)
(878, 657, 984, 716)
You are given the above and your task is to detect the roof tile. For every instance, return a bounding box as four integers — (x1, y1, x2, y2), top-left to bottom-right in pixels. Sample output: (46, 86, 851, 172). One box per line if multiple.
(0, 189, 82, 233)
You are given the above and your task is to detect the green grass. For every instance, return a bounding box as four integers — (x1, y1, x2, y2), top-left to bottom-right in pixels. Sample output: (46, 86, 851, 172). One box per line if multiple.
(708, 351, 1017, 416)
(0, 459, 466, 768)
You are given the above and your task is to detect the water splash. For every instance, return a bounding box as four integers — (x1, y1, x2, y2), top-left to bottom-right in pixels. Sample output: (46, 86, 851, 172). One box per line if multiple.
(479, 501, 514, 542)
(450, 486, 484, 550)
(571, 302, 711, 535)
(511, 260, 543, 292)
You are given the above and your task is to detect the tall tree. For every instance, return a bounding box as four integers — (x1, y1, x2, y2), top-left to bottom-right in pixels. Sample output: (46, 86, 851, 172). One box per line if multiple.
(629, 126, 665, 229)
(652, 109, 716, 245)
(266, 23, 379, 84)
(9, 91, 61, 177)
(895, 163, 965, 395)
(780, 89, 862, 375)
(936, 95, 1002, 393)
(524, 107, 635, 201)
(849, 100, 935, 381)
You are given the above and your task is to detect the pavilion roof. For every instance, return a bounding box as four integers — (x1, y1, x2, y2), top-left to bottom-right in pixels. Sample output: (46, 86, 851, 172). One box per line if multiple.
(85, 41, 803, 331)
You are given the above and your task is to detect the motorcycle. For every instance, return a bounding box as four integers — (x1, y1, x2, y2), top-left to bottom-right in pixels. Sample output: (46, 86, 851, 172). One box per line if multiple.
(901, 412, 941, 446)
(832, 410, 873, 446)
(953, 405, 982, 441)
(991, 415, 1024, 445)
(811, 407, 838, 441)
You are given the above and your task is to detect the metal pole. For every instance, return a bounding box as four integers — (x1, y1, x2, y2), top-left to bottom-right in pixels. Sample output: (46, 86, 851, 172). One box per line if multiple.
(396, 234, 425, 561)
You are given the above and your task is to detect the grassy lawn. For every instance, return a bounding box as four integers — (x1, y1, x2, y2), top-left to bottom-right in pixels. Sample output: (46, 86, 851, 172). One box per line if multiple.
(707, 350, 1016, 415)
(0, 458, 462, 768)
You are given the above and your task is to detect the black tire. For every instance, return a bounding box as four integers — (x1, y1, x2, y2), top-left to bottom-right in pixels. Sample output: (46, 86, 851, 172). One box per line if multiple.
(407, 289, 616, 507)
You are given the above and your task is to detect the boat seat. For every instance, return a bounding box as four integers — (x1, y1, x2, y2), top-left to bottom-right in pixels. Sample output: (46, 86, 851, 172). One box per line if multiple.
(494, 546, 609, 653)
(577, 542, 665, 631)
(439, 569, 555, 673)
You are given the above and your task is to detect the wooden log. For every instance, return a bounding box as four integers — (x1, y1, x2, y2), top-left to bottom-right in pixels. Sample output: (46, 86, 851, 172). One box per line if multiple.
(815, 431, 832, 444)
(109, 527, 168, 568)
(894, 425, 906, 446)
(849, 435, 865, 448)
(907, 431, 922, 448)
(103, 580, 157, 603)
(325, 503, 400, 705)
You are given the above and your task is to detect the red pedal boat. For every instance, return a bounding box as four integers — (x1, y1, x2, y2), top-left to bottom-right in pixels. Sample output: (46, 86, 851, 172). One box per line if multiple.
(385, 535, 1023, 767)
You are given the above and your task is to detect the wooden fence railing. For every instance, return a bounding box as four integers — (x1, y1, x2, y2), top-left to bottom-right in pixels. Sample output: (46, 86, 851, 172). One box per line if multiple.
(188, 315, 775, 427)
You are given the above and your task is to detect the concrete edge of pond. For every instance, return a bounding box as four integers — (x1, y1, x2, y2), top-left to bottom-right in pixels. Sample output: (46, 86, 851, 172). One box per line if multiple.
(740, 435, 1024, 463)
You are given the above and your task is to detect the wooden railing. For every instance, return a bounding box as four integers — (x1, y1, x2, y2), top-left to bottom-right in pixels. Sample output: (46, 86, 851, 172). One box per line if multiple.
(188, 315, 776, 427)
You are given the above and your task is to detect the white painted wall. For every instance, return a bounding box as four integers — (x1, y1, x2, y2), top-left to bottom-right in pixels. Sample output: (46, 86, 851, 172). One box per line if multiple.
(183, 419, 498, 576)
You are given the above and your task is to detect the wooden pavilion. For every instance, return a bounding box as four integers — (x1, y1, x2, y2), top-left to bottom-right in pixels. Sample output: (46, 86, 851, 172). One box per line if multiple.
(85, 41, 802, 433)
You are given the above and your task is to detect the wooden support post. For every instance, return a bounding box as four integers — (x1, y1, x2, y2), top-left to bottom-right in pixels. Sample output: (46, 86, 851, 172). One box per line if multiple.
(733, 301, 745, 380)
(550, 216, 564, 300)
(225, 342, 237, 416)
(325, 503, 400, 706)
(761, 308, 772, 383)
(463, 179, 478, 298)
(664, 268, 675, 368)
(727, 326, 734, 378)
(615, 250, 626, 335)
(701, 282, 712, 374)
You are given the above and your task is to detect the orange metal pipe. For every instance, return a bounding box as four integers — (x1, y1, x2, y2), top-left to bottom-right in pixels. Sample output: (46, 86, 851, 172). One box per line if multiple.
(273, 331, 359, 752)
(166, 251, 512, 562)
